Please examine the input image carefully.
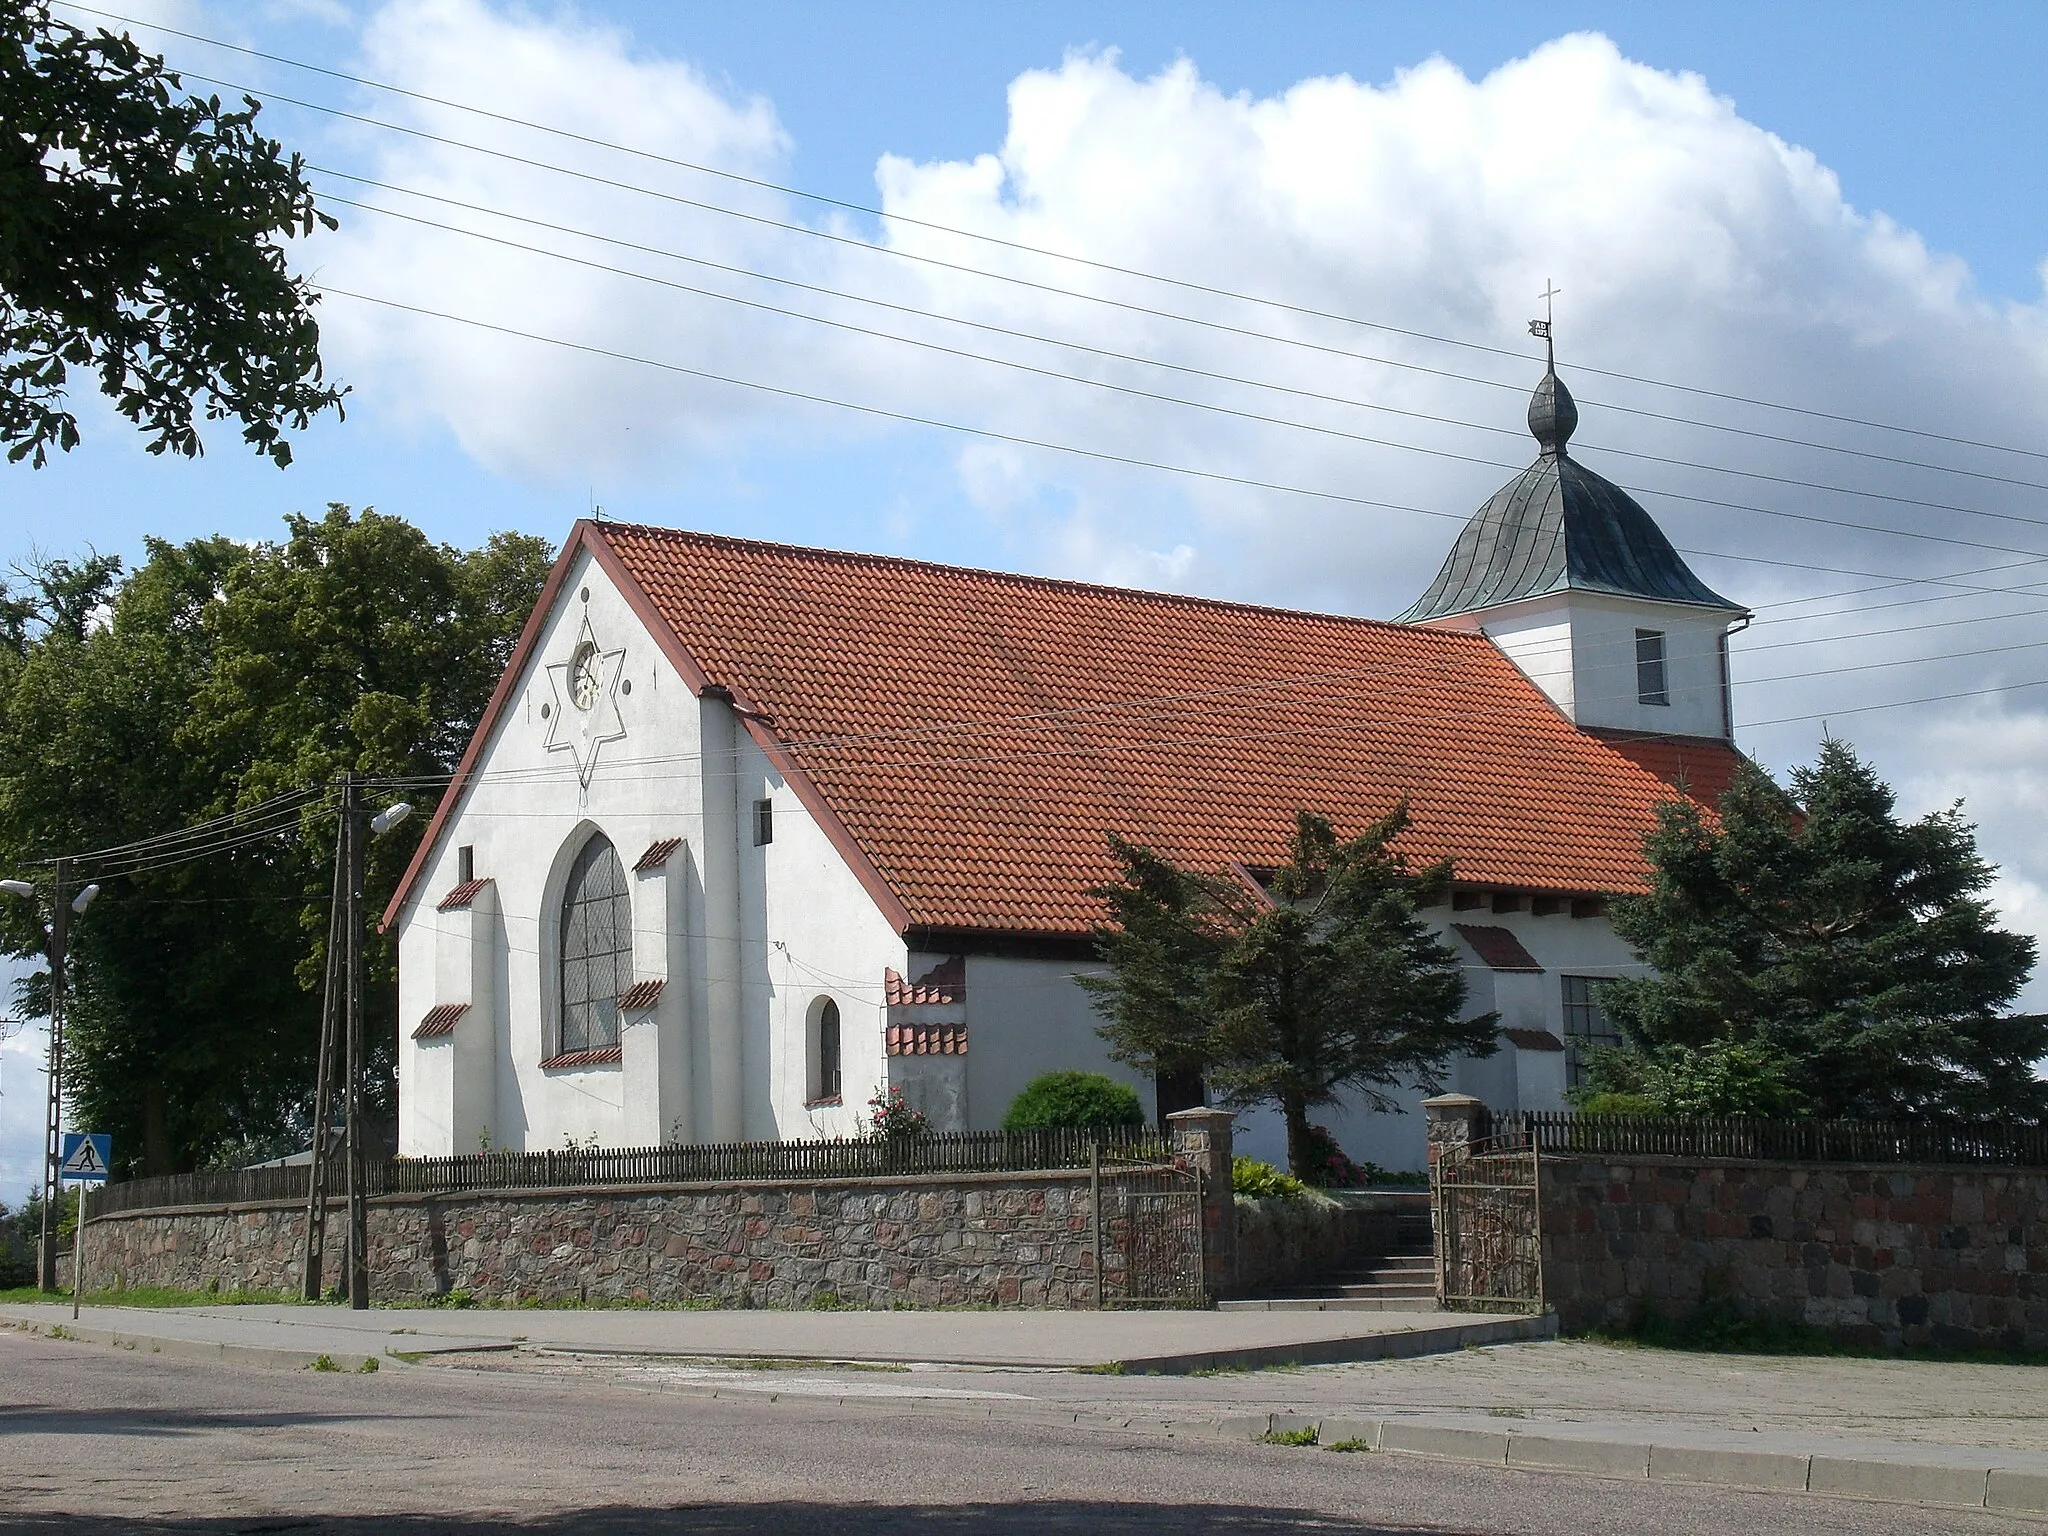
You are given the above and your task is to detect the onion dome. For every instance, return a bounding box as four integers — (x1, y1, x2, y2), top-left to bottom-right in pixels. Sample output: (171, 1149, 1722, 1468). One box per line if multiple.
(1398, 369, 1743, 623)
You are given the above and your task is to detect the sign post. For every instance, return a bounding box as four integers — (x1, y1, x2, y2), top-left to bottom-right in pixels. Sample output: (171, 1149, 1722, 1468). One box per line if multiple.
(59, 1132, 110, 1320)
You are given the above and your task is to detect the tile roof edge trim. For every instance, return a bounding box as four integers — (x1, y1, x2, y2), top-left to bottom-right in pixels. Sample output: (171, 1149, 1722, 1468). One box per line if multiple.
(383, 521, 598, 932)
(589, 526, 917, 936)
(592, 519, 1502, 643)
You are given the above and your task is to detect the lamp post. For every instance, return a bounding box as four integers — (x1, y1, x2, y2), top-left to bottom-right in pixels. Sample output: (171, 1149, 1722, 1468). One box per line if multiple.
(2, 867, 100, 1290)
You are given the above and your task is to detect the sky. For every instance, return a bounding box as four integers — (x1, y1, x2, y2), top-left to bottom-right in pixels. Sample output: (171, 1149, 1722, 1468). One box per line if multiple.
(6, 2, 2048, 1196)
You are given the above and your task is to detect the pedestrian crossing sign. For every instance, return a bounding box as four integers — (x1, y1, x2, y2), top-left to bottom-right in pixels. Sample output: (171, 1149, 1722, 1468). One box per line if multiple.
(59, 1132, 111, 1186)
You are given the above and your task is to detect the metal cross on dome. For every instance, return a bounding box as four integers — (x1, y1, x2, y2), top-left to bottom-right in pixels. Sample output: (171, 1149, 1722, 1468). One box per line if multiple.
(1528, 280, 1561, 370)
(542, 614, 628, 787)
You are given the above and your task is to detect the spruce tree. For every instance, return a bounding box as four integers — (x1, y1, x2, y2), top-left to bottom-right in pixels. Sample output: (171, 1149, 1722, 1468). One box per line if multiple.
(1596, 739, 2047, 1121)
(1082, 806, 1497, 1172)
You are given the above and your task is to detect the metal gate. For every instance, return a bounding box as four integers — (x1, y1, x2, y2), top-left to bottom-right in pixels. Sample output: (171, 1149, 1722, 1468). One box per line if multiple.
(1431, 1133, 1544, 1311)
(1091, 1155, 1205, 1307)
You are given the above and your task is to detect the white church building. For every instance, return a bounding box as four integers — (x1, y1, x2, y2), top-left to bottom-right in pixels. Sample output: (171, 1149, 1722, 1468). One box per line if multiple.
(386, 364, 1748, 1171)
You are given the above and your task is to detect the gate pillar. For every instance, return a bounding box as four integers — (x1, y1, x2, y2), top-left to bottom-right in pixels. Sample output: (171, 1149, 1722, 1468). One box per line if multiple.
(1423, 1093, 1487, 1172)
(1167, 1107, 1235, 1300)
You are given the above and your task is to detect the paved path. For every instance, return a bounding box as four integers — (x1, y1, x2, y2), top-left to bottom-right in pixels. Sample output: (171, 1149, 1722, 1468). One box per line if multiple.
(1, 1329, 2031, 1534)
(0, 1298, 1550, 1372)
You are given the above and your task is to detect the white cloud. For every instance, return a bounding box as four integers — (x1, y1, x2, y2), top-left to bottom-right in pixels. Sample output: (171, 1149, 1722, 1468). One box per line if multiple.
(308, 14, 2048, 988)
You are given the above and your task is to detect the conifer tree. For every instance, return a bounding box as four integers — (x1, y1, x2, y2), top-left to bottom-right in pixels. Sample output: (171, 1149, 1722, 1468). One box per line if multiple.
(1594, 739, 2047, 1121)
(1082, 807, 1497, 1172)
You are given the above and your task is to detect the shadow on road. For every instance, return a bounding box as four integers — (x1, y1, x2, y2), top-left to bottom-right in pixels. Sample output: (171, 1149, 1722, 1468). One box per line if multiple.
(0, 1503, 1454, 1535)
(0, 1403, 443, 1438)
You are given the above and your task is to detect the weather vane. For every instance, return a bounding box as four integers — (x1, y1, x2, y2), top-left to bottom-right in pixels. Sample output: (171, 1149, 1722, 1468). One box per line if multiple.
(1528, 280, 1560, 371)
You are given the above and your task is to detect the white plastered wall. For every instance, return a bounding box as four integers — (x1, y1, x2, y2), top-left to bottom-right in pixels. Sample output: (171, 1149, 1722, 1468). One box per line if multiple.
(395, 546, 898, 1155)
(1428, 591, 1737, 739)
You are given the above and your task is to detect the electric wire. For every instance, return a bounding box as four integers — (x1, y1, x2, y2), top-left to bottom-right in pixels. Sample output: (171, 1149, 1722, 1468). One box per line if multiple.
(316, 282, 2048, 588)
(314, 183, 2048, 539)
(61, 0, 2048, 470)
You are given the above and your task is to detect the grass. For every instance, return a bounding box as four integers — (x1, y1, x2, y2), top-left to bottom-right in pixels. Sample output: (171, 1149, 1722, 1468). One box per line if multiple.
(1324, 1438, 1373, 1453)
(1261, 1426, 1319, 1447)
(1074, 1360, 1126, 1375)
(307, 1354, 340, 1372)
(1189, 1360, 1305, 1378)
(0, 1284, 306, 1308)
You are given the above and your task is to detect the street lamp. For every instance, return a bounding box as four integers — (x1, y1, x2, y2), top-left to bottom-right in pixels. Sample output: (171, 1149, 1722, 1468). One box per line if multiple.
(1, 867, 100, 1289)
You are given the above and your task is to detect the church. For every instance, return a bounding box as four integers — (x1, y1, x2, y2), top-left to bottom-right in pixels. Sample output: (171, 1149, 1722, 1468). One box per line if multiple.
(385, 362, 1749, 1171)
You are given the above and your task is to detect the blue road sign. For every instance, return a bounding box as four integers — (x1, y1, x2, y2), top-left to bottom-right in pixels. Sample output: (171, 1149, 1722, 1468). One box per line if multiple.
(59, 1132, 111, 1186)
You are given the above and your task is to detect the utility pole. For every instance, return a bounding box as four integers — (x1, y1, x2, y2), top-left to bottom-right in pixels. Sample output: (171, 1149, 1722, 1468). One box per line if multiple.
(343, 772, 370, 1310)
(301, 801, 347, 1300)
(37, 858, 68, 1292)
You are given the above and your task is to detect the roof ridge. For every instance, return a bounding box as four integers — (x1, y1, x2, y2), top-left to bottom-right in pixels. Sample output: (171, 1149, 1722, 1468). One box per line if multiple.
(592, 519, 1487, 642)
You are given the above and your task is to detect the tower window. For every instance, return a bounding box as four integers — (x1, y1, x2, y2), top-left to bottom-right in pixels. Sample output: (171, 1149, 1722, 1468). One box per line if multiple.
(753, 798, 774, 846)
(458, 844, 475, 884)
(1635, 630, 1669, 706)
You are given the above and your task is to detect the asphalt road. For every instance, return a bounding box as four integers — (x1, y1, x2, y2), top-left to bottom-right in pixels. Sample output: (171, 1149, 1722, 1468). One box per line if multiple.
(0, 1332, 2034, 1535)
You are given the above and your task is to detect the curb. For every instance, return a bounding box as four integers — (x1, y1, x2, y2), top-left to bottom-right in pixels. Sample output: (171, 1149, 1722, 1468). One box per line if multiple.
(1211, 1413, 2048, 1515)
(4, 1317, 387, 1374)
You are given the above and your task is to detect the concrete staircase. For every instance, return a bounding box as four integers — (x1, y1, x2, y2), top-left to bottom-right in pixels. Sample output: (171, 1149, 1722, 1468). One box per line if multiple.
(1219, 1194, 1438, 1313)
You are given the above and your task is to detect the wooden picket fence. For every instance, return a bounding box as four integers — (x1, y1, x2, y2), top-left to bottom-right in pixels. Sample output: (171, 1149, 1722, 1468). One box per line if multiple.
(91, 1125, 1177, 1217)
(1516, 1112, 2048, 1167)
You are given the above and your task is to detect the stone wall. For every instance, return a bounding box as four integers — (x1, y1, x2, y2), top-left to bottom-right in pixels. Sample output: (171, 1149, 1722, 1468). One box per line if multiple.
(1232, 1192, 1406, 1296)
(80, 1171, 1104, 1308)
(1541, 1156, 2048, 1352)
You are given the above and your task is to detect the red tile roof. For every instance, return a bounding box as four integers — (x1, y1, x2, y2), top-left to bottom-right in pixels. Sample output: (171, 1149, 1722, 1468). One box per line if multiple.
(540, 1047, 622, 1070)
(385, 522, 1751, 938)
(634, 838, 682, 872)
(437, 878, 491, 911)
(1503, 1027, 1565, 1052)
(413, 1002, 468, 1039)
(618, 979, 665, 1011)
(1451, 924, 1544, 973)
(885, 956, 966, 1007)
(887, 1022, 969, 1056)
(1585, 730, 1744, 809)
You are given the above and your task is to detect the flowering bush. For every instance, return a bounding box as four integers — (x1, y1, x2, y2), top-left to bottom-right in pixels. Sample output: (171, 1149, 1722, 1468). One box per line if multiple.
(1296, 1124, 1366, 1187)
(863, 1084, 930, 1143)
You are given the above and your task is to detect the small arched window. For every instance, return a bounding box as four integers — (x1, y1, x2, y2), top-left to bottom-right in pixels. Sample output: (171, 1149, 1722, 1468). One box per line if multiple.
(813, 998, 842, 1104)
(559, 833, 630, 1055)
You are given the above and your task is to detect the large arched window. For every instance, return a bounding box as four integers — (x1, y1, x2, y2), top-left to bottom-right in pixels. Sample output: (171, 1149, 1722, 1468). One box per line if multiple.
(559, 833, 630, 1055)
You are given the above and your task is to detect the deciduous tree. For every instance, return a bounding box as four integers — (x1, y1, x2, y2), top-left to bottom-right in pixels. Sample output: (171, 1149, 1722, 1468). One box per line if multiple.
(2, 2, 342, 466)
(0, 508, 551, 1174)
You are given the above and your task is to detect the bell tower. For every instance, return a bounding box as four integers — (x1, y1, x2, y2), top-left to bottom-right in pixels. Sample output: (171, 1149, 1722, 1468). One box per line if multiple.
(1398, 354, 1748, 742)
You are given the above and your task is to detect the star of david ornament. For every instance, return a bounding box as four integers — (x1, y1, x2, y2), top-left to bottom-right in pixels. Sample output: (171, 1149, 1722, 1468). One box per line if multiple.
(543, 617, 627, 786)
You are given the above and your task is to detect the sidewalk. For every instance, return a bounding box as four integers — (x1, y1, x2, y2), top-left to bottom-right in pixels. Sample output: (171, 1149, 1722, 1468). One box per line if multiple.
(0, 1297, 1549, 1374)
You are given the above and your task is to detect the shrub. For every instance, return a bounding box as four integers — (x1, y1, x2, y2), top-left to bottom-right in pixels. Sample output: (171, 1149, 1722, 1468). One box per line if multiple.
(1001, 1071, 1145, 1131)
(863, 1085, 930, 1142)
(1231, 1155, 1307, 1200)
(1294, 1124, 1364, 1187)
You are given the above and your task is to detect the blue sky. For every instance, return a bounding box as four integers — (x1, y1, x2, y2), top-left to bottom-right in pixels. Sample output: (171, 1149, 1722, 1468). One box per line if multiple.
(5, 2, 2048, 1194)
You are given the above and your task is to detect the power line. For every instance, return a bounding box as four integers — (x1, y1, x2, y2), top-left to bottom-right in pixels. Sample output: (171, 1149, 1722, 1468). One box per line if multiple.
(317, 282, 2048, 592)
(64, 0, 2048, 469)
(314, 178, 2048, 538)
